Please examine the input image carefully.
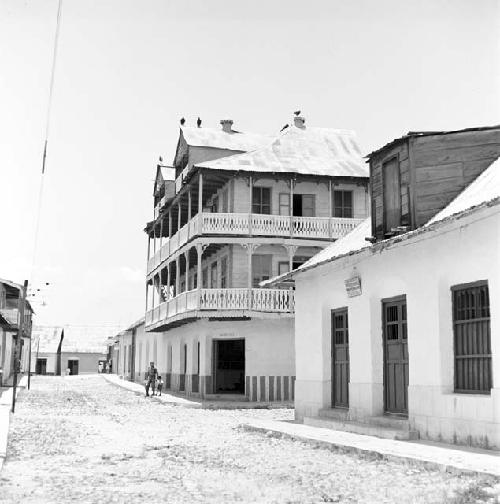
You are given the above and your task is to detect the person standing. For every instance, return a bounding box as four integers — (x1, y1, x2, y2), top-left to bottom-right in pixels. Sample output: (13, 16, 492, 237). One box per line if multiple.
(145, 362, 157, 397)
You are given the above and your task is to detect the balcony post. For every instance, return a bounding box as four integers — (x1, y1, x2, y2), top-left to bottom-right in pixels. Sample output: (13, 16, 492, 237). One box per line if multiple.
(175, 256, 180, 297)
(188, 189, 192, 221)
(290, 177, 294, 237)
(166, 262, 170, 300)
(177, 200, 181, 231)
(328, 179, 333, 238)
(147, 232, 151, 261)
(286, 245, 298, 273)
(248, 175, 253, 235)
(185, 251, 190, 292)
(160, 218, 164, 249)
(153, 224, 157, 255)
(198, 172, 203, 213)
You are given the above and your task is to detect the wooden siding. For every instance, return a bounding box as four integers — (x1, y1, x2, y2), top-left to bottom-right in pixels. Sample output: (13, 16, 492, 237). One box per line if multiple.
(370, 128, 500, 239)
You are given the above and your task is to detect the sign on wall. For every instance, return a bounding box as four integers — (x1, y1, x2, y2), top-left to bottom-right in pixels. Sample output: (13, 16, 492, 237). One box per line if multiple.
(345, 274, 362, 298)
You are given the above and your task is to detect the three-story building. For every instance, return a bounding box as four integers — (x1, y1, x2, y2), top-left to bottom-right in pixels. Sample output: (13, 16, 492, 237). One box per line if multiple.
(143, 115, 369, 401)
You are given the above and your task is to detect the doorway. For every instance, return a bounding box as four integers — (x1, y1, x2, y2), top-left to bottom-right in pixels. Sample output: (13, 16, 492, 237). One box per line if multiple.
(213, 339, 245, 394)
(331, 309, 349, 408)
(67, 359, 79, 375)
(293, 194, 315, 217)
(36, 358, 47, 375)
(383, 297, 408, 414)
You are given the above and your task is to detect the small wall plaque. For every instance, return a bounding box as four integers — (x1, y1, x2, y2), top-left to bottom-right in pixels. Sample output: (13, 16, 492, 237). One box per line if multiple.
(345, 275, 362, 297)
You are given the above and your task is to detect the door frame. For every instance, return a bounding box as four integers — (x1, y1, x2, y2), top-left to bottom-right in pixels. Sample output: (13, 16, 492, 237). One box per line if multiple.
(331, 307, 350, 408)
(212, 338, 245, 394)
(381, 294, 408, 415)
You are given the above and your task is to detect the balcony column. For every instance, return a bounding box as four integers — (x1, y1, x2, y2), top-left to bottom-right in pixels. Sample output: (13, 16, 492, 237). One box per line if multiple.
(286, 245, 298, 273)
(188, 189, 192, 221)
(184, 251, 190, 291)
(165, 263, 170, 300)
(290, 177, 294, 237)
(328, 179, 333, 238)
(248, 175, 253, 235)
(175, 256, 180, 297)
(168, 212, 172, 239)
(147, 232, 151, 261)
(196, 244, 203, 290)
(159, 267, 163, 304)
(160, 218, 164, 249)
(177, 200, 182, 231)
(198, 172, 203, 213)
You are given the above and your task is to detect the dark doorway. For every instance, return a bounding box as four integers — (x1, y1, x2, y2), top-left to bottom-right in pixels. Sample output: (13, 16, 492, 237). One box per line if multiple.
(331, 309, 349, 408)
(213, 339, 245, 394)
(67, 359, 79, 375)
(36, 358, 47, 375)
(383, 297, 408, 414)
(293, 194, 315, 217)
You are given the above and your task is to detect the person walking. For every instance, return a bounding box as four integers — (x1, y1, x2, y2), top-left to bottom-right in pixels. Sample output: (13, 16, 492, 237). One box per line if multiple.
(145, 362, 157, 397)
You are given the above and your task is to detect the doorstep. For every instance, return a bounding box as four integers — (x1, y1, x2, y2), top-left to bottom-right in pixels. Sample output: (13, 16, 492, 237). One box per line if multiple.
(240, 418, 500, 477)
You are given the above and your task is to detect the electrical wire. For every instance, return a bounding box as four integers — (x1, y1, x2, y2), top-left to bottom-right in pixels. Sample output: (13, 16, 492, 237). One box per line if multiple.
(30, 0, 63, 286)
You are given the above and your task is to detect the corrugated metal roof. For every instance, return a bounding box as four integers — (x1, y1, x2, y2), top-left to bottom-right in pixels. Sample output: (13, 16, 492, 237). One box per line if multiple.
(181, 126, 274, 152)
(195, 125, 368, 178)
(32, 326, 62, 354)
(426, 157, 500, 225)
(32, 325, 110, 354)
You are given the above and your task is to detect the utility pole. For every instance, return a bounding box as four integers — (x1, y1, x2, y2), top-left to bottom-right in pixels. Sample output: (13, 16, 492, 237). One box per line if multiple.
(27, 317, 33, 390)
(12, 280, 28, 413)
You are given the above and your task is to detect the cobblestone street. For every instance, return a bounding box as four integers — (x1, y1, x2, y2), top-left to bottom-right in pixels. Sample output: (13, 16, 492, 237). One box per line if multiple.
(0, 376, 498, 503)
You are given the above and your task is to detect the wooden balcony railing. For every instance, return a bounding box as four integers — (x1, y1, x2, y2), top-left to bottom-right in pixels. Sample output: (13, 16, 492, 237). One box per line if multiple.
(147, 212, 364, 273)
(146, 288, 294, 326)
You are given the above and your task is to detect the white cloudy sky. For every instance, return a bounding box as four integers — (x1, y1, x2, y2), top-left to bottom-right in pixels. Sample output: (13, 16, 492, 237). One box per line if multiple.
(0, 0, 498, 329)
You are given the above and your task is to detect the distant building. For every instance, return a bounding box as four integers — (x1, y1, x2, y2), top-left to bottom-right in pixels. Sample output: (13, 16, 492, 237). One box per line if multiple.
(31, 326, 108, 375)
(279, 126, 500, 448)
(107, 318, 144, 380)
(0, 278, 33, 386)
(142, 115, 369, 400)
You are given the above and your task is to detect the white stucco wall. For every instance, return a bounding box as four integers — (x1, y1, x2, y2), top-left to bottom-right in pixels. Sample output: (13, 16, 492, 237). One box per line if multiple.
(294, 207, 500, 448)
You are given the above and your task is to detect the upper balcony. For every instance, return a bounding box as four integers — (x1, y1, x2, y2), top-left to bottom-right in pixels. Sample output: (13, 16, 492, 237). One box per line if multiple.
(147, 212, 363, 273)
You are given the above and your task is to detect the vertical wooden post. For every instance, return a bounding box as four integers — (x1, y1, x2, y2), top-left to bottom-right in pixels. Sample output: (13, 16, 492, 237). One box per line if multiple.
(188, 189, 192, 221)
(166, 263, 170, 300)
(153, 225, 157, 254)
(177, 201, 181, 231)
(185, 251, 190, 291)
(160, 218, 164, 249)
(198, 172, 203, 214)
(290, 177, 294, 237)
(12, 280, 27, 413)
(175, 256, 180, 296)
(248, 175, 253, 235)
(328, 179, 333, 238)
(168, 212, 172, 239)
(147, 232, 151, 261)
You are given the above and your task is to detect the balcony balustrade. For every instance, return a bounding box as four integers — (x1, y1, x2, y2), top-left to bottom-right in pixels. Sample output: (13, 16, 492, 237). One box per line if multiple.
(147, 212, 364, 272)
(146, 287, 294, 327)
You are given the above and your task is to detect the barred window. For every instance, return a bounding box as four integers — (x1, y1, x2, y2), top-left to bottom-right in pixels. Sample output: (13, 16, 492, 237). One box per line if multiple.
(452, 282, 491, 394)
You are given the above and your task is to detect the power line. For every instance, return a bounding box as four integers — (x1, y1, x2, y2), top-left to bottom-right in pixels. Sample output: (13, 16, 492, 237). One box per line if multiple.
(30, 0, 63, 287)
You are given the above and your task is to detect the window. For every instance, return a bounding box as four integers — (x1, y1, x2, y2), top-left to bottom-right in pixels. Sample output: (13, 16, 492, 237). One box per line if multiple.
(278, 261, 290, 276)
(333, 190, 353, 218)
(252, 254, 272, 287)
(220, 257, 228, 288)
(252, 187, 271, 214)
(452, 282, 491, 394)
(279, 193, 290, 216)
(383, 158, 400, 233)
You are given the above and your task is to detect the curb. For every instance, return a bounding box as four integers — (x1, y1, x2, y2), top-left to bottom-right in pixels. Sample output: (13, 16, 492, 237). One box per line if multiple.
(240, 422, 500, 478)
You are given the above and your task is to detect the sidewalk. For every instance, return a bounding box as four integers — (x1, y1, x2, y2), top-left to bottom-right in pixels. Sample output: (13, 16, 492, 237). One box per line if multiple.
(241, 418, 500, 477)
(0, 376, 28, 473)
(102, 374, 293, 410)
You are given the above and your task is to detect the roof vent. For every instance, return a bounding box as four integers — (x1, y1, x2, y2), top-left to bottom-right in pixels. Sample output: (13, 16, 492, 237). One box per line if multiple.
(293, 115, 306, 128)
(220, 119, 233, 133)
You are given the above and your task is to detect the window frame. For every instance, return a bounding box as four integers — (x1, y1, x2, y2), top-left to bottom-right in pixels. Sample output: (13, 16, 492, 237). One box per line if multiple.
(333, 190, 353, 218)
(451, 280, 492, 394)
(252, 186, 272, 214)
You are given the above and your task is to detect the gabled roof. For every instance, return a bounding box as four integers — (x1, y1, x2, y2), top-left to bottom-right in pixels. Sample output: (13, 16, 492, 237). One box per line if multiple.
(196, 125, 368, 178)
(180, 126, 273, 152)
(154, 163, 175, 194)
(32, 326, 63, 353)
(426, 157, 500, 225)
(32, 325, 110, 354)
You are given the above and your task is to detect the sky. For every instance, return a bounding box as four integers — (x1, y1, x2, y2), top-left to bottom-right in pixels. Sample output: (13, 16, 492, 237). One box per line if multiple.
(0, 0, 499, 330)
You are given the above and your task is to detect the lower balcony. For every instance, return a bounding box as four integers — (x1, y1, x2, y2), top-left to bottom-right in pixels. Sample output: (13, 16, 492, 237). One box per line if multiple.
(145, 288, 294, 329)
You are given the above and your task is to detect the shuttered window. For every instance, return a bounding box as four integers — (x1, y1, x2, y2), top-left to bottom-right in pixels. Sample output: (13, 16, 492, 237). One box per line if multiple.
(333, 190, 353, 218)
(452, 282, 492, 394)
(252, 187, 271, 214)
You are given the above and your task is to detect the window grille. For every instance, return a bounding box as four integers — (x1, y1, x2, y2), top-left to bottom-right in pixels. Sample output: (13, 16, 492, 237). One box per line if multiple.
(452, 282, 491, 394)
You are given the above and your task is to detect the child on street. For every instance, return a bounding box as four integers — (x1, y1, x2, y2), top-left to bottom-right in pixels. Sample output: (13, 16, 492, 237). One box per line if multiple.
(157, 376, 163, 396)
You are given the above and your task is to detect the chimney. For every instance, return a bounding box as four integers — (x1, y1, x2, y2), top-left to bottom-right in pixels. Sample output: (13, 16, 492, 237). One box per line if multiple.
(294, 115, 306, 128)
(220, 119, 234, 133)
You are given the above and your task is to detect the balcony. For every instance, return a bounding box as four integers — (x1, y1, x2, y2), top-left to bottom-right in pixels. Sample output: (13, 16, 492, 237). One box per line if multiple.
(145, 288, 294, 328)
(147, 212, 364, 272)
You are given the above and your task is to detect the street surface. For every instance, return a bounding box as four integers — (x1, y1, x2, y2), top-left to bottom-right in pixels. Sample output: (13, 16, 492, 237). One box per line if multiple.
(0, 376, 497, 503)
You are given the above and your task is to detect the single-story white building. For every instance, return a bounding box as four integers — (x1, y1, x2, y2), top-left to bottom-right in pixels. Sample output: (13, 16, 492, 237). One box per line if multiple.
(282, 156, 500, 449)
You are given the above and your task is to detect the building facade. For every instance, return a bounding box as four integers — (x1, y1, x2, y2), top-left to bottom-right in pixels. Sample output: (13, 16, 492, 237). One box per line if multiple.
(0, 278, 33, 386)
(142, 115, 369, 400)
(288, 126, 500, 448)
